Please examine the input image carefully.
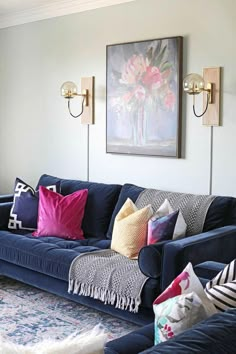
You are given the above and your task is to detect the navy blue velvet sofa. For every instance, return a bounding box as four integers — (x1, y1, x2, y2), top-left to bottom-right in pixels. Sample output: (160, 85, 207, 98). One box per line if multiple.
(0, 174, 236, 326)
(105, 262, 236, 353)
(105, 309, 236, 353)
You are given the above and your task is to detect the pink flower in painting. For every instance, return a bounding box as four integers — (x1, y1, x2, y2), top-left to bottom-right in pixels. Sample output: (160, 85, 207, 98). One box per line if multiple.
(141, 66, 163, 89)
(123, 91, 135, 104)
(120, 54, 147, 85)
(164, 91, 176, 110)
(134, 85, 146, 101)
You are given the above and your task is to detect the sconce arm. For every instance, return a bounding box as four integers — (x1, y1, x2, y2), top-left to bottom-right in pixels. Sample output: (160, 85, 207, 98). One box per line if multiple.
(193, 90, 210, 118)
(67, 96, 85, 118)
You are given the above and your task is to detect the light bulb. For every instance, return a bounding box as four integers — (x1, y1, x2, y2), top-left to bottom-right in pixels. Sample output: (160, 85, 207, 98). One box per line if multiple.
(183, 73, 205, 95)
(60, 81, 78, 98)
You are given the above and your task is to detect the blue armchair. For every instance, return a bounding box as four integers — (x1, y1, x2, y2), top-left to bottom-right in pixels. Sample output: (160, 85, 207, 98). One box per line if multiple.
(105, 262, 236, 354)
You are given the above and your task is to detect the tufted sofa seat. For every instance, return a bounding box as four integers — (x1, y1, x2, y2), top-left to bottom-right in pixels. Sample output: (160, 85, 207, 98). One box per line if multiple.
(0, 231, 110, 280)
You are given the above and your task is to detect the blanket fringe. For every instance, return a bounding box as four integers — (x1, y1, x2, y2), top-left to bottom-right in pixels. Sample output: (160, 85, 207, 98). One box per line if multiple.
(68, 279, 141, 313)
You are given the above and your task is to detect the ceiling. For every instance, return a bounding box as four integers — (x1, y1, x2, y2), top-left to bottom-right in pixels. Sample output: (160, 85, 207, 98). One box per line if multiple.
(0, 0, 135, 29)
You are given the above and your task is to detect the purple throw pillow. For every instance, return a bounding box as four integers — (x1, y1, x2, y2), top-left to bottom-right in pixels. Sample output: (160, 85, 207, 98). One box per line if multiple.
(8, 177, 61, 231)
(147, 210, 179, 245)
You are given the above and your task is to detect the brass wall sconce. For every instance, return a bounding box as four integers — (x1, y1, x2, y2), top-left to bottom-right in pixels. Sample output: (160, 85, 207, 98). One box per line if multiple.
(183, 67, 221, 126)
(60, 77, 95, 124)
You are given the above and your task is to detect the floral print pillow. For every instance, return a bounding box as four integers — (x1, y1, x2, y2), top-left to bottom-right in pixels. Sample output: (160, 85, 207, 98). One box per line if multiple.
(153, 262, 217, 317)
(153, 292, 207, 344)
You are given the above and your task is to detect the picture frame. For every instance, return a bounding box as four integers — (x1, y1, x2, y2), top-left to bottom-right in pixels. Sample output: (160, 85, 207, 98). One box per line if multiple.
(106, 36, 183, 158)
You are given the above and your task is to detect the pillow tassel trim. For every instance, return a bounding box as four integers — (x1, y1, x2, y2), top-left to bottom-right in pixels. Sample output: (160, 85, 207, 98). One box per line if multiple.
(69, 279, 141, 313)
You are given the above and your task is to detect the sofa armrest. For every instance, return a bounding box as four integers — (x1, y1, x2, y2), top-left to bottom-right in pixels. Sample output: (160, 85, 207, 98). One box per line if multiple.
(161, 226, 236, 290)
(194, 261, 225, 280)
(0, 202, 13, 229)
(138, 241, 170, 278)
(0, 194, 13, 203)
(104, 323, 154, 354)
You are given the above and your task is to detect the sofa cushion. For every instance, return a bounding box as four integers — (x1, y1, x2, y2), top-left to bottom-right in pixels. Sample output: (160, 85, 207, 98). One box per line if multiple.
(107, 185, 236, 241)
(106, 183, 144, 239)
(203, 196, 235, 231)
(0, 230, 110, 281)
(36, 174, 122, 239)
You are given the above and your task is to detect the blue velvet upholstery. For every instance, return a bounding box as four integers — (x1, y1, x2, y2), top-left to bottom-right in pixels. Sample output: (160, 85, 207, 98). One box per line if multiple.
(203, 196, 236, 231)
(105, 323, 154, 354)
(194, 261, 225, 280)
(106, 183, 144, 239)
(105, 309, 236, 354)
(36, 174, 122, 238)
(0, 194, 13, 203)
(161, 226, 236, 290)
(0, 176, 236, 327)
(0, 230, 110, 280)
(0, 260, 153, 326)
(0, 202, 12, 230)
(138, 241, 169, 278)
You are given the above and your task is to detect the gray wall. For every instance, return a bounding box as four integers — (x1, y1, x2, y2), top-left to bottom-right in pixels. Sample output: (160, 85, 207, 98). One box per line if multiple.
(0, 0, 235, 195)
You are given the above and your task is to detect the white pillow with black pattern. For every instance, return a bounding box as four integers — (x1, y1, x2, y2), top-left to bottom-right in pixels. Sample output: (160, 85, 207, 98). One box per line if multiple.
(205, 259, 236, 311)
(8, 177, 61, 231)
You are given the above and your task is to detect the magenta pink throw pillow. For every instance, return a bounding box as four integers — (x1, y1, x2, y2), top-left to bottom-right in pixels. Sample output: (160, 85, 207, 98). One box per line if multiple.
(32, 186, 88, 240)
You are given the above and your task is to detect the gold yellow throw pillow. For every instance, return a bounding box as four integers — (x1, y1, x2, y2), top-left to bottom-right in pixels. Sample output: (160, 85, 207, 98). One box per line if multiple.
(111, 198, 153, 259)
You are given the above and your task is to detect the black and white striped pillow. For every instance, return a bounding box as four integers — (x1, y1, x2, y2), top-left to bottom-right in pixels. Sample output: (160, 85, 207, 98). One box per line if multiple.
(205, 259, 236, 311)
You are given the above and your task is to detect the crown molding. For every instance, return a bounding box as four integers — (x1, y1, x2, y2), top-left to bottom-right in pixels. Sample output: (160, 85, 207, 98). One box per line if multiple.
(0, 0, 135, 29)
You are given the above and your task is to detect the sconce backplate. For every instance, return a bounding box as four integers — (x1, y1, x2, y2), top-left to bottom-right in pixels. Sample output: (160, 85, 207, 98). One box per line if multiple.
(202, 67, 221, 126)
(81, 77, 95, 124)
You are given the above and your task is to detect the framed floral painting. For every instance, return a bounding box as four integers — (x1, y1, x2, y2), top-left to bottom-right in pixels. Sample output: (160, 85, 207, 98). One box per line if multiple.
(106, 36, 183, 157)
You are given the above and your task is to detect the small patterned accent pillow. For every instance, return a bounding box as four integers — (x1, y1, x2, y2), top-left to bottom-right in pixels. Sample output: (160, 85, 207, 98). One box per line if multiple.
(153, 199, 187, 239)
(8, 178, 61, 231)
(154, 262, 217, 317)
(147, 210, 179, 245)
(205, 259, 236, 311)
(111, 198, 153, 259)
(153, 292, 208, 344)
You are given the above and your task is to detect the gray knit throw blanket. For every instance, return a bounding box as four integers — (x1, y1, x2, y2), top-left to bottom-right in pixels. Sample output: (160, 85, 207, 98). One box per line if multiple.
(136, 189, 216, 236)
(68, 249, 148, 313)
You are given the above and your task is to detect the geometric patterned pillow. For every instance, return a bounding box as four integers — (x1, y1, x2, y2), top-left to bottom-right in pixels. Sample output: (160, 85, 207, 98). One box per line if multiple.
(8, 178, 61, 231)
(205, 259, 236, 311)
